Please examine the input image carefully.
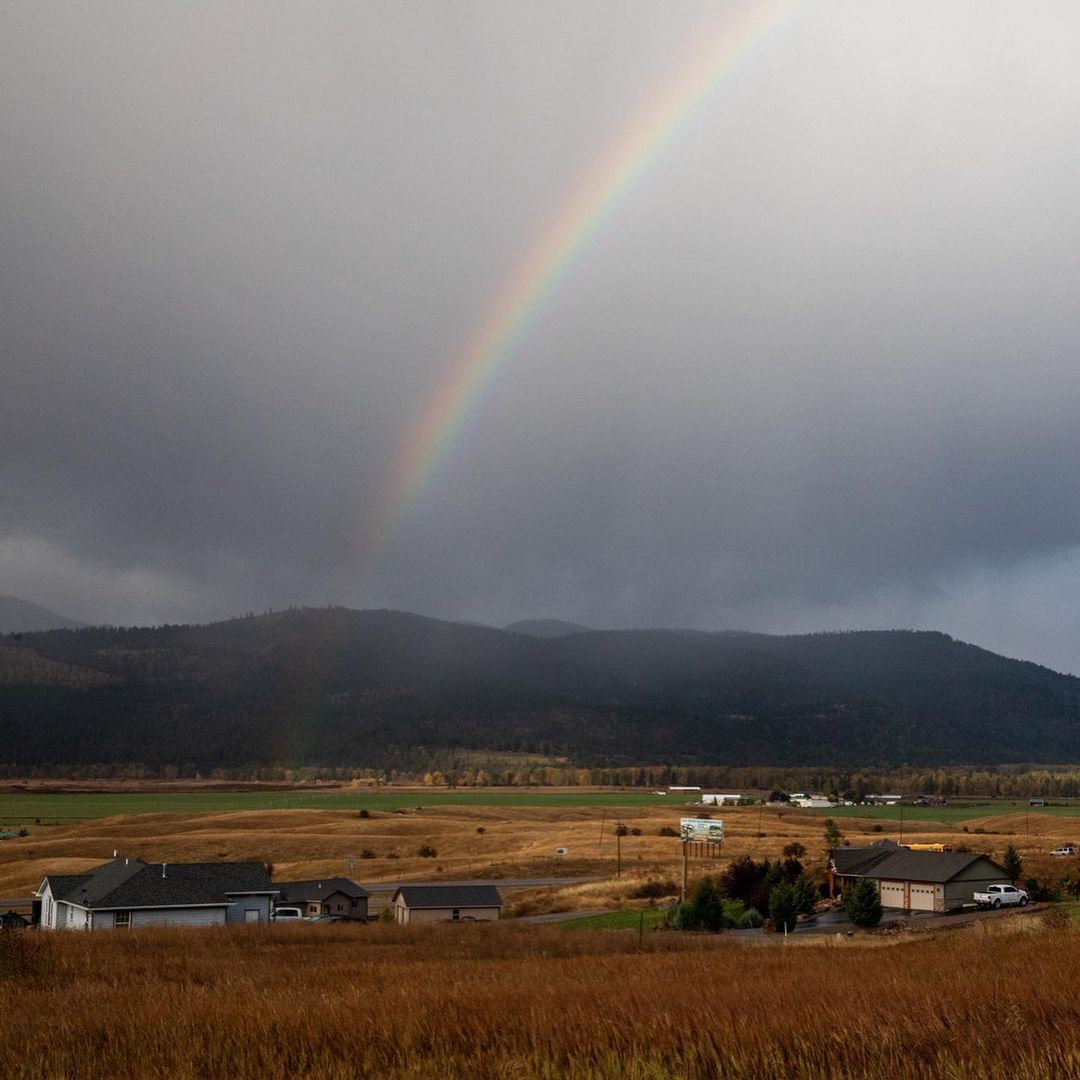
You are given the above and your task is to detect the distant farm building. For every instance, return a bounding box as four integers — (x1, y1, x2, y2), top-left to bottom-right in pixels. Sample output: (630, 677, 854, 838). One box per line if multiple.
(275, 878, 369, 921)
(667, 786, 702, 800)
(789, 794, 836, 809)
(36, 857, 276, 930)
(865, 794, 903, 805)
(830, 841, 1008, 913)
(392, 885, 502, 925)
(701, 793, 743, 806)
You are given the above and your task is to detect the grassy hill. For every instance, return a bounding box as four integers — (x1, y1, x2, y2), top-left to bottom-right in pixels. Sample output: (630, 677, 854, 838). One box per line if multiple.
(2, 608, 1080, 770)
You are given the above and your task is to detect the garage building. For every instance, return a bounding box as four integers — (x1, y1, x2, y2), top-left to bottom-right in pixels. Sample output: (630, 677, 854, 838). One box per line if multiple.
(392, 884, 502, 925)
(831, 844, 1010, 913)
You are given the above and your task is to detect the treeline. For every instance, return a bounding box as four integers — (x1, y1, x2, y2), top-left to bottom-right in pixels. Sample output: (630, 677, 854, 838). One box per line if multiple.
(9, 759, 1080, 798)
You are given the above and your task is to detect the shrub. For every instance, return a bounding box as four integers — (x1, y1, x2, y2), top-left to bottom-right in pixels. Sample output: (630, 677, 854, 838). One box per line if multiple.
(1024, 877, 1058, 902)
(385, 851, 400, 859)
(418, 845, 438, 858)
(357, 809, 371, 819)
(476, 827, 486, 834)
(630, 827, 642, 836)
(871, 824, 884, 833)
(843, 877, 883, 929)
(629, 879, 677, 900)
(360, 849, 376, 860)
(658, 826, 679, 837)
(782, 842, 806, 860)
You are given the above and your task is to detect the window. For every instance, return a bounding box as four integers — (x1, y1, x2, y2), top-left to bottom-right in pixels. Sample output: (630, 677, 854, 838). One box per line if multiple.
(114, 910, 131, 928)
(452, 908, 460, 920)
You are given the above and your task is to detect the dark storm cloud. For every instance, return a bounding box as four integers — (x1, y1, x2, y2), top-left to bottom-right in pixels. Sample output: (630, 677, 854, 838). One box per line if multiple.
(3, 2, 1080, 671)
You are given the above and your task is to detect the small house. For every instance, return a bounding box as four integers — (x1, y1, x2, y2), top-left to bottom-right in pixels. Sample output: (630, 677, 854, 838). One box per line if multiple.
(275, 878, 369, 921)
(701, 793, 743, 806)
(36, 857, 277, 930)
(392, 885, 502, 925)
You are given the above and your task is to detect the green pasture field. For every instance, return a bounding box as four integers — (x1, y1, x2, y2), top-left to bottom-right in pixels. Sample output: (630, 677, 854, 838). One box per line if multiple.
(811, 800, 1080, 824)
(0, 789, 674, 828)
(558, 908, 669, 931)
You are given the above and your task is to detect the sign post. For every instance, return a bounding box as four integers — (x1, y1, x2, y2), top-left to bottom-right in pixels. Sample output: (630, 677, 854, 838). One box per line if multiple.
(678, 818, 724, 901)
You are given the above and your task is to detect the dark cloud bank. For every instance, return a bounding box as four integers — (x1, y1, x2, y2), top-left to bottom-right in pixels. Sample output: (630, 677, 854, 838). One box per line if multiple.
(3, 2, 1080, 673)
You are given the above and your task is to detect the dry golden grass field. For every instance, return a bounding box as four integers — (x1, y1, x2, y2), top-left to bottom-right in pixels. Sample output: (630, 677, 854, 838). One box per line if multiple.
(3, 799, 1079, 912)
(3, 915, 1080, 1079)
(6, 799, 1080, 1077)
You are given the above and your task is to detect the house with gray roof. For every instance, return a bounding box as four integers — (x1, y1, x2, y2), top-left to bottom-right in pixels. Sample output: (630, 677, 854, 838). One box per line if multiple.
(36, 857, 277, 930)
(830, 843, 1009, 913)
(275, 877, 369, 921)
(392, 884, 502, 925)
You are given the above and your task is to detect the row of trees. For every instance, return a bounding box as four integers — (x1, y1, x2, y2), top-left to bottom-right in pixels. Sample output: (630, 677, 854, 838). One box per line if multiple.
(13, 760, 1080, 796)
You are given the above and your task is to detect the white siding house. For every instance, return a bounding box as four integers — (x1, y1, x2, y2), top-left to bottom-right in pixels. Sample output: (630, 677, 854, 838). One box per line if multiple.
(36, 857, 277, 930)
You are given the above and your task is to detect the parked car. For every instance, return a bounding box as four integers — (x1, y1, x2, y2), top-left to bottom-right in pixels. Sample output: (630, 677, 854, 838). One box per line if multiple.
(973, 884, 1029, 909)
(270, 906, 304, 921)
(1049, 846, 1076, 857)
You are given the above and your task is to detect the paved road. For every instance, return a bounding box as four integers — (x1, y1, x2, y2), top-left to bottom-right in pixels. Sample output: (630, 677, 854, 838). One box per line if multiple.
(363, 877, 601, 891)
(793, 902, 1041, 935)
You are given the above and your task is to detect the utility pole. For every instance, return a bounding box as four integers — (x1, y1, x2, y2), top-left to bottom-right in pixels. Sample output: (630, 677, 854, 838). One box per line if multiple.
(899, 799, 904, 846)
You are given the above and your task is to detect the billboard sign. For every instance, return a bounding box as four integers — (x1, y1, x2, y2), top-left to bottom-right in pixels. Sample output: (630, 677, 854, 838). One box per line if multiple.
(680, 817, 723, 844)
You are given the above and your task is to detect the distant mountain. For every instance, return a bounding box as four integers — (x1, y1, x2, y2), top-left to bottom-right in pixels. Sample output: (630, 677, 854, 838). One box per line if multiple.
(2, 607, 1080, 770)
(0, 596, 85, 634)
(504, 619, 593, 638)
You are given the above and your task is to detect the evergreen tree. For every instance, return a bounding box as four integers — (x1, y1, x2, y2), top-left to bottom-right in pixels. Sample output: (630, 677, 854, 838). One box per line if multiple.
(768, 881, 799, 933)
(843, 877, 883, 928)
(792, 873, 820, 916)
(824, 818, 843, 852)
(1003, 845, 1023, 884)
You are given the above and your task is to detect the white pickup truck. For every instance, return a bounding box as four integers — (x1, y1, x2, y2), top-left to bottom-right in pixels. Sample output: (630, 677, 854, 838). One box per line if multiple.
(973, 884, 1029, 909)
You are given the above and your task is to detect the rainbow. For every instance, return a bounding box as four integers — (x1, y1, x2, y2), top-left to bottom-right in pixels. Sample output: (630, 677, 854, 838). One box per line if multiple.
(373, 0, 795, 559)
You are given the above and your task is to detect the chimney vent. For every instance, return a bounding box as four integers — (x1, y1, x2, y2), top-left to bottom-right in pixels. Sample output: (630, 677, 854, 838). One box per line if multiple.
(162, 863, 167, 878)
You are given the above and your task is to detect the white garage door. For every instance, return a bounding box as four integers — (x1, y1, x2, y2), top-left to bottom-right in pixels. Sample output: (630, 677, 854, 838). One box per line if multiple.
(879, 881, 905, 908)
(908, 883, 936, 911)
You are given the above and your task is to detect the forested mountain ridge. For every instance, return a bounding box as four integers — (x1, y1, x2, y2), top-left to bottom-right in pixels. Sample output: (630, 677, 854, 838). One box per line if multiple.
(2, 607, 1079, 771)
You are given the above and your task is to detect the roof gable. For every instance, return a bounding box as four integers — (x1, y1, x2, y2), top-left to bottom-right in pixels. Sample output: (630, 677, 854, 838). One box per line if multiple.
(276, 878, 370, 902)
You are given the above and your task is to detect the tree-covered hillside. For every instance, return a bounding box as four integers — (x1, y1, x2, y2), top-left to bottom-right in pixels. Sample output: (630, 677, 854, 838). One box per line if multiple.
(2, 608, 1079, 771)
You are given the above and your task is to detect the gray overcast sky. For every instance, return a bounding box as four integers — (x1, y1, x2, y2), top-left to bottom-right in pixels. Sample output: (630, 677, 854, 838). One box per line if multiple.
(4, 1, 1080, 672)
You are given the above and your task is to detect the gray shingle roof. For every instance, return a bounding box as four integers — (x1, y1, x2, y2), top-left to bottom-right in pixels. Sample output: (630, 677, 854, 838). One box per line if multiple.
(831, 839, 901, 877)
(834, 848, 1006, 884)
(276, 878, 370, 902)
(46, 859, 274, 910)
(860, 851, 1005, 884)
(394, 885, 502, 909)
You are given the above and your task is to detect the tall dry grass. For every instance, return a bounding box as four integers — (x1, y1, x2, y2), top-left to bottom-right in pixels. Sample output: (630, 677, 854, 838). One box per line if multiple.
(3, 919, 1080, 1079)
